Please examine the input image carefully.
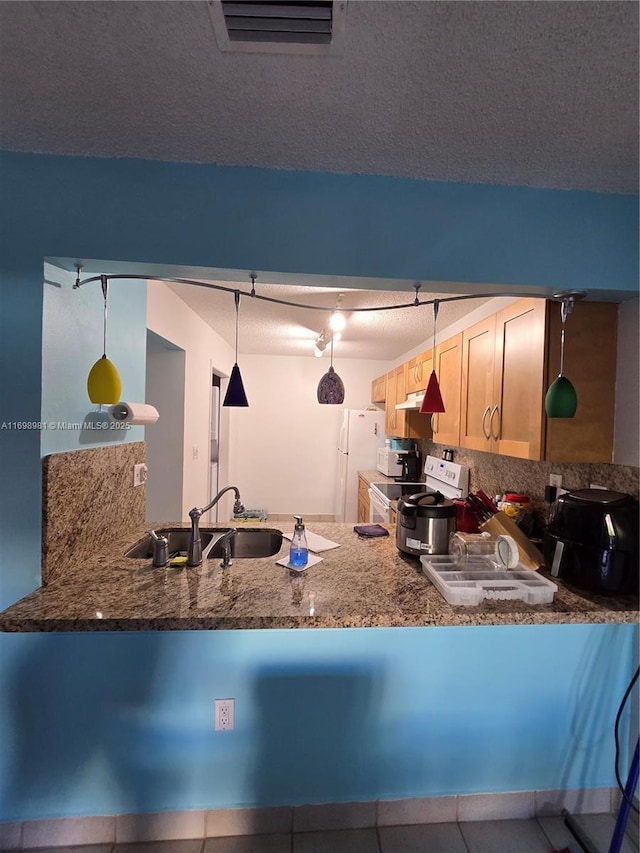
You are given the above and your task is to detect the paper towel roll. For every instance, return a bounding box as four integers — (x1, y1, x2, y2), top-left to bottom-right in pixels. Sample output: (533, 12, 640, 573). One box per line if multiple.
(109, 402, 159, 425)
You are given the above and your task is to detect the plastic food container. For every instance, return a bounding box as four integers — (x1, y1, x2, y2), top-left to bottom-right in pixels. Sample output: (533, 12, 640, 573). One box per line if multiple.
(449, 531, 519, 569)
(501, 492, 531, 518)
(420, 555, 558, 606)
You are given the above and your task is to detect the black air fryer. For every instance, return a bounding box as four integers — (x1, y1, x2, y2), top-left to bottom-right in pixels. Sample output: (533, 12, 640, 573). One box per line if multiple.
(543, 489, 639, 595)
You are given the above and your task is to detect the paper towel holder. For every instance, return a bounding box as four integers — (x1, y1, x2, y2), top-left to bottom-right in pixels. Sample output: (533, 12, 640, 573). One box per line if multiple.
(109, 402, 160, 425)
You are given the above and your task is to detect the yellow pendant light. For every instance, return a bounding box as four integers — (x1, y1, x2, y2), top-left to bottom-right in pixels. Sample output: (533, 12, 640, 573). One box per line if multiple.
(87, 275, 122, 405)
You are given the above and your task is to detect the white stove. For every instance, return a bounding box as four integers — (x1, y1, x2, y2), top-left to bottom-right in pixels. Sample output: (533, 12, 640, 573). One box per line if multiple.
(369, 455, 469, 523)
(424, 455, 469, 500)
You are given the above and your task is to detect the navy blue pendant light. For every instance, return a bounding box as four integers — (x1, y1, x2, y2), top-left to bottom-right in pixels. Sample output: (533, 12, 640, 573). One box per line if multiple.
(223, 289, 249, 407)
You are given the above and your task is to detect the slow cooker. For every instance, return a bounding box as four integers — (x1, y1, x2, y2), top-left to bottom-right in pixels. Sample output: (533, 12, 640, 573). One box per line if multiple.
(543, 488, 639, 595)
(396, 490, 456, 557)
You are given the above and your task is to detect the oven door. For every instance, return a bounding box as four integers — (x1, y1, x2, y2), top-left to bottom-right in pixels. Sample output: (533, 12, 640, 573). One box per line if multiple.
(369, 487, 391, 524)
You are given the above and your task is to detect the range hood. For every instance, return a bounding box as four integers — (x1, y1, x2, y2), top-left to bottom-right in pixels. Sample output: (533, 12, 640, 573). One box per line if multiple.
(395, 391, 425, 410)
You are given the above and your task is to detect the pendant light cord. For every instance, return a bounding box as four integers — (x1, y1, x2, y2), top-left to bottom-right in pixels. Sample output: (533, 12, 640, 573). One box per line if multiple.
(100, 274, 109, 358)
(233, 289, 240, 362)
(432, 298, 439, 351)
(559, 296, 573, 376)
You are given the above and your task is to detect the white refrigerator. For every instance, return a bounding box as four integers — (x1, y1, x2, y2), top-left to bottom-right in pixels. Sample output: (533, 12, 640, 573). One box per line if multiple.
(335, 409, 386, 522)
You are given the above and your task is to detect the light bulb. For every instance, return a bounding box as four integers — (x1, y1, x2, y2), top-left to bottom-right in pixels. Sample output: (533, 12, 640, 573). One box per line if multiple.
(329, 311, 346, 332)
(332, 331, 342, 342)
(314, 345, 324, 358)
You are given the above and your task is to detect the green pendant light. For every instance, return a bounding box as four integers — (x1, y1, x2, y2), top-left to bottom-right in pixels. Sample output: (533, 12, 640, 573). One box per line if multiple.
(545, 290, 585, 419)
(87, 275, 122, 405)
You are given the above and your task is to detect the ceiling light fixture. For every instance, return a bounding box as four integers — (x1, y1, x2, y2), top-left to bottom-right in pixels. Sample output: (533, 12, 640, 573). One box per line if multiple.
(329, 294, 346, 333)
(314, 328, 330, 357)
(420, 299, 445, 414)
(545, 290, 586, 418)
(222, 289, 249, 407)
(86, 272, 122, 405)
(317, 335, 345, 405)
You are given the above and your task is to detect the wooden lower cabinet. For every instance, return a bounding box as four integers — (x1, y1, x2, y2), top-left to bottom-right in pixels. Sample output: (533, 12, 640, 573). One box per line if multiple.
(357, 476, 370, 524)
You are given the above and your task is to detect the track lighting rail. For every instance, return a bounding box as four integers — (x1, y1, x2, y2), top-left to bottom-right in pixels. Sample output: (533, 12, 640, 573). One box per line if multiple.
(74, 271, 536, 315)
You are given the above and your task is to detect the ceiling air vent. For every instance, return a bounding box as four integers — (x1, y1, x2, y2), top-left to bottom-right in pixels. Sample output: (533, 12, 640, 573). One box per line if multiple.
(208, 1, 347, 55)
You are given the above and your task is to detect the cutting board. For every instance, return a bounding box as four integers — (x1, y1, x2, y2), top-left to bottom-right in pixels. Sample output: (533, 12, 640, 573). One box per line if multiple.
(479, 511, 544, 571)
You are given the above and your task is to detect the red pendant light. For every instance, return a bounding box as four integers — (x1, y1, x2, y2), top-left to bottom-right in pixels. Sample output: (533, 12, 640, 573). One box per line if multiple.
(419, 299, 446, 414)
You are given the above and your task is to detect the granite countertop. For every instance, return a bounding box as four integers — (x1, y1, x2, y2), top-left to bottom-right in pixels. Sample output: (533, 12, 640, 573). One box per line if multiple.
(0, 517, 637, 632)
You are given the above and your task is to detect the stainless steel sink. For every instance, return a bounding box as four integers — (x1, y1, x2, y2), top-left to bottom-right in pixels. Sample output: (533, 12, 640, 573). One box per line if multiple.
(207, 528, 283, 560)
(125, 527, 283, 560)
(124, 527, 218, 559)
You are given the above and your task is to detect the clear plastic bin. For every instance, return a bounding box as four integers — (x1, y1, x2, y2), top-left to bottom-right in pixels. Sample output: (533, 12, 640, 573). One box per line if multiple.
(420, 555, 557, 606)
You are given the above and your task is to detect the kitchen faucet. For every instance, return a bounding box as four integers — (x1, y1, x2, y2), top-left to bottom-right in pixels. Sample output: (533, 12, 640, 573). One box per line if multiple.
(187, 486, 244, 567)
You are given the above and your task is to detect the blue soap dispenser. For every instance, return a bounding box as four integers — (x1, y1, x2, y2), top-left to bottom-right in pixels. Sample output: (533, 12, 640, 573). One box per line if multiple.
(290, 516, 309, 568)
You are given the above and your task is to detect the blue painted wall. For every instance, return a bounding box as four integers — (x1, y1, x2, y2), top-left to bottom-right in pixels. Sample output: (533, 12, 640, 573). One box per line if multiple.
(1, 624, 636, 821)
(0, 151, 637, 820)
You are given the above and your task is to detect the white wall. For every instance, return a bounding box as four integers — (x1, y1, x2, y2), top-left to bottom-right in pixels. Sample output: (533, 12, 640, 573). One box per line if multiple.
(614, 296, 639, 467)
(228, 354, 390, 516)
(146, 283, 235, 519)
(145, 331, 186, 521)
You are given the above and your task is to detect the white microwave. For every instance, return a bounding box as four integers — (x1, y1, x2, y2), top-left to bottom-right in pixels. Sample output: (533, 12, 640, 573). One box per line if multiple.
(376, 447, 407, 477)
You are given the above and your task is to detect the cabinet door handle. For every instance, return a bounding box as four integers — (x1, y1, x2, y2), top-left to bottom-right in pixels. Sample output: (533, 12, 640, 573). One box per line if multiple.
(490, 405, 500, 440)
(431, 413, 436, 433)
(481, 406, 491, 439)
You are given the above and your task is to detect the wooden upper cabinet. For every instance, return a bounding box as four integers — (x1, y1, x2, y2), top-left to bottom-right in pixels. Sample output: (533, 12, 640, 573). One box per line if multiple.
(404, 348, 433, 395)
(432, 333, 462, 446)
(460, 315, 497, 452)
(544, 301, 617, 463)
(384, 368, 400, 436)
(371, 374, 387, 404)
(386, 365, 432, 439)
(376, 297, 617, 463)
(493, 299, 546, 460)
(461, 299, 546, 459)
(460, 297, 616, 462)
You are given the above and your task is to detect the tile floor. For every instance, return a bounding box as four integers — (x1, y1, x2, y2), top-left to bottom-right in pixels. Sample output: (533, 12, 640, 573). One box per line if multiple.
(5, 813, 638, 853)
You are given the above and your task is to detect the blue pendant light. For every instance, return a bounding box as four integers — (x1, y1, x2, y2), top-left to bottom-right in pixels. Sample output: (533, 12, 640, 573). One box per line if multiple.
(544, 290, 585, 419)
(223, 289, 249, 407)
(317, 336, 345, 404)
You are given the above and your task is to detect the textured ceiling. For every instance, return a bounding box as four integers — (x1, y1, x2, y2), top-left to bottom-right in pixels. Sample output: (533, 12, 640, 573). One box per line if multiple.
(3, 1, 637, 358)
(0, 1, 637, 193)
(165, 279, 492, 360)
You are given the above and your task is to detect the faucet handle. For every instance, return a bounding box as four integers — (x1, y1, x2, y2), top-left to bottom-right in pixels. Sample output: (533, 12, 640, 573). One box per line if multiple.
(148, 530, 169, 567)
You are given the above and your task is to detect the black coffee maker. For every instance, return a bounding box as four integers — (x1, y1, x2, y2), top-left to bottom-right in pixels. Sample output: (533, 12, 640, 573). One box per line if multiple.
(398, 450, 421, 481)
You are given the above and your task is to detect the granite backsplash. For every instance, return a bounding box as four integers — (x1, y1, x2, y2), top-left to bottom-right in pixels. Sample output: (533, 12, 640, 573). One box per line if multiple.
(416, 440, 639, 519)
(42, 441, 147, 584)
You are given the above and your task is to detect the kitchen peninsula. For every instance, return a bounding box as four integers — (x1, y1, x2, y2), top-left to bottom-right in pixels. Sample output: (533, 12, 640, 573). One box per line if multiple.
(0, 519, 636, 633)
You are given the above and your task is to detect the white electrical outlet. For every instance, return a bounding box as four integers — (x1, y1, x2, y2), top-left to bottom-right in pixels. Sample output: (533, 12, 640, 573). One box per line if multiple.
(192, 444, 199, 460)
(133, 463, 148, 487)
(549, 474, 562, 489)
(214, 698, 235, 731)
